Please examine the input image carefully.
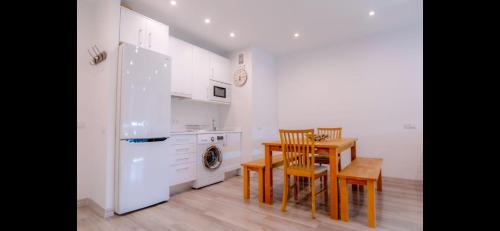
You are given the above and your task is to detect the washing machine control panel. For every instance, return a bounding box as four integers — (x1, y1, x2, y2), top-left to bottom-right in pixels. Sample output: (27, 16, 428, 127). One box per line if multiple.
(198, 133, 225, 144)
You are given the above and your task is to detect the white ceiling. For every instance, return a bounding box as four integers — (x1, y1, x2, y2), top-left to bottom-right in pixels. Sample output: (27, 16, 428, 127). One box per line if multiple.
(122, 0, 422, 57)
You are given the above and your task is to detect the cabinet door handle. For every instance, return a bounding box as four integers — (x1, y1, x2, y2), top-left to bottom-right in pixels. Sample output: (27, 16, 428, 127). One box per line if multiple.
(148, 32, 152, 48)
(138, 29, 143, 46)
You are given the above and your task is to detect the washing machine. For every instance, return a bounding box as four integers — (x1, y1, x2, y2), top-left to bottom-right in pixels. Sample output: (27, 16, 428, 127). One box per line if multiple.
(192, 133, 225, 189)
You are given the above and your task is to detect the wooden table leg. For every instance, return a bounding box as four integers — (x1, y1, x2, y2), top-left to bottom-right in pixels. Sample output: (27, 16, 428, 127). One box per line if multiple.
(243, 166, 249, 200)
(329, 147, 339, 219)
(351, 142, 360, 191)
(367, 180, 376, 228)
(264, 145, 273, 204)
(340, 177, 349, 222)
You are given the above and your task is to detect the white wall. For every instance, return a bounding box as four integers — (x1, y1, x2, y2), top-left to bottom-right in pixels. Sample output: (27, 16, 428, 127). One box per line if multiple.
(220, 49, 254, 162)
(171, 98, 224, 131)
(251, 49, 279, 157)
(77, 0, 120, 211)
(220, 48, 280, 162)
(277, 26, 423, 180)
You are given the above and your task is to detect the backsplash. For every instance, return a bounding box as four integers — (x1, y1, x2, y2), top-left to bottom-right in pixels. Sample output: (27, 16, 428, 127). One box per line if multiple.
(171, 98, 223, 131)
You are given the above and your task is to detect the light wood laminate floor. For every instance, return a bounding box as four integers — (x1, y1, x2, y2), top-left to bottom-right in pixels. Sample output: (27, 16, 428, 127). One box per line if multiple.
(77, 168, 422, 231)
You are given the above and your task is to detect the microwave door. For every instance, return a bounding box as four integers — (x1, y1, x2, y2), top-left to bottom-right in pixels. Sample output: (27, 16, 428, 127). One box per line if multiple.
(213, 86, 226, 99)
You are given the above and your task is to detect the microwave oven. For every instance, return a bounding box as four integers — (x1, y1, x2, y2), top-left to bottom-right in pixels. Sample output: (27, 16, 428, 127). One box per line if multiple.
(208, 80, 231, 104)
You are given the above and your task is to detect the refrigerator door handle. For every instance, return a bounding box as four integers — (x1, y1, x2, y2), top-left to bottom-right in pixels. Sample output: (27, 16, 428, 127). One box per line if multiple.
(121, 137, 170, 143)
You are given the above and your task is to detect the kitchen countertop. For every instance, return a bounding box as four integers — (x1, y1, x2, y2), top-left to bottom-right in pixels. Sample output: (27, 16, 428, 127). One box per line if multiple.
(170, 130, 242, 135)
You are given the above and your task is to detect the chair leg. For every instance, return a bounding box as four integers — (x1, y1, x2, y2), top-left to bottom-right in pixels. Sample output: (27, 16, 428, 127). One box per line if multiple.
(367, 180, 376, 228)
(340, 178, 349, 222)
(311, 176, 317, 219)
(323, 175, 328, 205)
(377, 170, 382, 192)
(337, 157, 342, 172)
(243, 166, 249, 200)
(258, 168, 264, 203)
(281, 172, 289, 212)
(293, 176, 298, 201)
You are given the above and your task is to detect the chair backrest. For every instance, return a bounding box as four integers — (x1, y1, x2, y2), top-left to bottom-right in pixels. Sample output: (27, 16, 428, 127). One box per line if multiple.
(279, 129, 316, 172)
(317, 127, 342, 140)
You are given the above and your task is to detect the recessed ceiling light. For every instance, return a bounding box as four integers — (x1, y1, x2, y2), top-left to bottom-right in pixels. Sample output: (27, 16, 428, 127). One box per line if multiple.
(293, 33, 300, 38)
(204, 18, 211, 24)
(229, 32, 235, 37)
(170, 1, 177, 6)
(369, 10, 375, 16)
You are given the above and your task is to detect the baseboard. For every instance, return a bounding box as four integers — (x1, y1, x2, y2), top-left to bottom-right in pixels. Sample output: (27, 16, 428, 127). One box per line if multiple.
(224, 169, 240, 179)
(383, 176, 423, 185)
(170, 181, 195, 196)
(78, 198, 114, 218)
(77, 198, 88, 208)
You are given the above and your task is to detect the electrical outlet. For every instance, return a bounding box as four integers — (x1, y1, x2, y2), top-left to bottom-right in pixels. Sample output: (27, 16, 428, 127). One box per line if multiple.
(403, 123, 416, 130)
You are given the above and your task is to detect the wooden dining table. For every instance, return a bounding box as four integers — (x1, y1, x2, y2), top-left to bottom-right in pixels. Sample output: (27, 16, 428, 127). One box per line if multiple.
(262, 137, 358, 220)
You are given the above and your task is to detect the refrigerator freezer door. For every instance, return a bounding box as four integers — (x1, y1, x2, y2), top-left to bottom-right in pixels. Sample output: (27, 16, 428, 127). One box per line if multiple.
(119, 43, 171, 139)
(115, 139, 171, 214)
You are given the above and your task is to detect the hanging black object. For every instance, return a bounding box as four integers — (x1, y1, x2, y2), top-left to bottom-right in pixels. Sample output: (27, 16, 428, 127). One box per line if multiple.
(88, 45, 107, 65)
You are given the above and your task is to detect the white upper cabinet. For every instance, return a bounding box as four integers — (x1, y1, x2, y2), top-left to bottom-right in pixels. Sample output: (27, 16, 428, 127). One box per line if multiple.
(210, 54, 231, 84)
(169, 36, 193, 98)
(192, 46, 211, 101)
(145, 18, 169, 55)
(119, 7, 169, 55)
(119, 7, 147, 48)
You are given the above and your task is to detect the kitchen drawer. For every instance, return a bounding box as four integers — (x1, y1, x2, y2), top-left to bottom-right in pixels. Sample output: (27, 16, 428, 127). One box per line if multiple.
(170, 163, 196, 186)
(171, 135, 196, 145)
(170, 152, 196, 165)
(172, 144, 196, 154)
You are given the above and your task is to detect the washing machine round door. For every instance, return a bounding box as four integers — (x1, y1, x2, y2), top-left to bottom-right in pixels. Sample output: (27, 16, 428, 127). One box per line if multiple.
(203, 145, 222, 170)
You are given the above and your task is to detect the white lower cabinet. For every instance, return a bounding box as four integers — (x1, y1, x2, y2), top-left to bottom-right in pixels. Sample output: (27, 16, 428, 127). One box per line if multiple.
(222, 132, 242, 172)
(170, 163, 196, 186)
(170, 134, 197, 186)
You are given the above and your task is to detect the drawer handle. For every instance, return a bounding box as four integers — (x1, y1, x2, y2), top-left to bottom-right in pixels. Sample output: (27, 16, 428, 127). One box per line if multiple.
(176, 157, 190, 162)
(176, 167, 189, 171)
(176, 148, 190, 152)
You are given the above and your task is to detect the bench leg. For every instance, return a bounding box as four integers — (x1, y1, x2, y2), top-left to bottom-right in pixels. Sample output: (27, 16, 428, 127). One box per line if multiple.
(377, 170, 382, 192)
(340, 178, 349, 222)
(258, 168, 264, 203)
(243, 166, 249, 200)
(367, 180, 376, 228)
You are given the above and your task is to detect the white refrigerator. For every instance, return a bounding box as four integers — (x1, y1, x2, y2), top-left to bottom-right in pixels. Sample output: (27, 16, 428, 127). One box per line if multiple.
(115, 43, 172, 214)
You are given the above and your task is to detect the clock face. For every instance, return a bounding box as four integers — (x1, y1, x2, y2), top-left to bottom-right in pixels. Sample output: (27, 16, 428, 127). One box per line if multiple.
(233, 68, 248, 87)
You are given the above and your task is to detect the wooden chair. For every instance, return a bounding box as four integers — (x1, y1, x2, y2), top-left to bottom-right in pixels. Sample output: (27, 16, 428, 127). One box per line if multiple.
(338, 157, 383, 228)
(280, 129, 328, 218)
(241, 155, 284, 203)
(315, 128, 342, 171)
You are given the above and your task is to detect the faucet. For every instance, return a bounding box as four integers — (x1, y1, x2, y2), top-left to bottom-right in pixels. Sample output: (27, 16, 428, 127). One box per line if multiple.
(212, 119, 216, 131)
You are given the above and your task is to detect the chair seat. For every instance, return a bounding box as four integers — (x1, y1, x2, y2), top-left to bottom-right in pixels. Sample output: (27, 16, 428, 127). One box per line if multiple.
(287, 165, 328, 176)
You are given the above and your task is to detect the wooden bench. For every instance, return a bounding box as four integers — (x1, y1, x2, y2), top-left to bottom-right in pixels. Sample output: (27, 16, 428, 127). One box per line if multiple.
(338, 157, 383, 228)
(241, 155, 284, 203)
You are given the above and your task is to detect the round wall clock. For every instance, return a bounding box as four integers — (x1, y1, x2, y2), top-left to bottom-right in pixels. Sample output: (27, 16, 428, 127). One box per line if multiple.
(233, 68, 248, 87)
